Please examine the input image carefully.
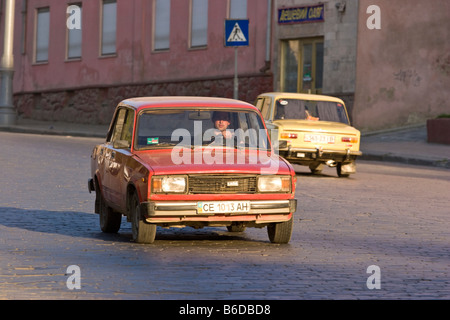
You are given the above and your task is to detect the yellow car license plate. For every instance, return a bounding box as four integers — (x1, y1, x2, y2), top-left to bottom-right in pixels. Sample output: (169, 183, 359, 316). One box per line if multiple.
(304, 134, 335, 144)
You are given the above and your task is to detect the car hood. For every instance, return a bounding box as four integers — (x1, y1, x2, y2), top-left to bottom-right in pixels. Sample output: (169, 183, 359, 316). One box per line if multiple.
(134, 148, 292, 176)
(273, 119, 360, 135)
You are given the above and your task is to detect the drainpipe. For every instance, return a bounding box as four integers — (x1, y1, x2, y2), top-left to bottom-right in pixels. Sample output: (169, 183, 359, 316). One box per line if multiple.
(21, 0, 27, 55)
(0, 0, 16, 125)
(260, 0, 272, 73)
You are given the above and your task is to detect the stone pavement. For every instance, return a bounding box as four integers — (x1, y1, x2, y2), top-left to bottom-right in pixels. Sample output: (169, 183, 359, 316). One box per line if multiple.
(1, 118, 449, 169)
(360, 124, 450, 169)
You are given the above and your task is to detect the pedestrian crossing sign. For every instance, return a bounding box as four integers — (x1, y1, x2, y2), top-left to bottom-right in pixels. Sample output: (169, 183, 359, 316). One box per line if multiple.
(225, 19, 249, 47)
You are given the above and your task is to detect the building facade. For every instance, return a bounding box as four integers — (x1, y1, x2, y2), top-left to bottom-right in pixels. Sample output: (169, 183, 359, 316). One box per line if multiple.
(273, 0, 450, 131)
(273, 0, 359, 120)
(354, 0, 450, 131)
(6, 0, 273, 124)
(2, 0, 449, 130)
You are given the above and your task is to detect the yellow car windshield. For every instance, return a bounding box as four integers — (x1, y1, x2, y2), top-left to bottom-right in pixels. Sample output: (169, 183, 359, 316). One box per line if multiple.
(275, 99, 349, 124)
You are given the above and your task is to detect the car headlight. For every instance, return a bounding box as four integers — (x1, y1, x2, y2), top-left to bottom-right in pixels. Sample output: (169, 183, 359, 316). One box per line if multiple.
(258, 175, 291, 193)
(152, 176, 187, 193)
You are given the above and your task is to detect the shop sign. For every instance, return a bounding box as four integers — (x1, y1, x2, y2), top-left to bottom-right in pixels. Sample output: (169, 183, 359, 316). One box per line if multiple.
(278, 4, 324, 24)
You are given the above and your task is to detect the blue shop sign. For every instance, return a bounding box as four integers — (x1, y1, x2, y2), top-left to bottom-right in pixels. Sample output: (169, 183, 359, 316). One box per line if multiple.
(278, 4, 324, 24)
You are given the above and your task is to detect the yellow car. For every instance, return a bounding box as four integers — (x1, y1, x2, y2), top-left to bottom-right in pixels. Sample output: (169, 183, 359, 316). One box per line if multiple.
(255, 92, 362, 177)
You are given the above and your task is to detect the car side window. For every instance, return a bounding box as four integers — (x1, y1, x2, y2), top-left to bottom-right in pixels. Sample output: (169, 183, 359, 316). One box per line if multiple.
(110, 108, 134, 148)
(256, 97, 271, 120)
(255, 98, 264, 111)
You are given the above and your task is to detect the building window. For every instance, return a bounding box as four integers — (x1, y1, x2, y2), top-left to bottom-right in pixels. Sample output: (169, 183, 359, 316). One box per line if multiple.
(229, 0, 247, 18)
(281, 38, 324, 94)
(154, 0, 170, 51)
(190, 0, 208, 48)
(67, 4, 82, 59)
(35, 7, 50, 63)
(101, 0, 117, 55)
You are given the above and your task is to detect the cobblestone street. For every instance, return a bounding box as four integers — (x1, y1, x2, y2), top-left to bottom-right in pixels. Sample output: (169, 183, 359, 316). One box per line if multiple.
(0, 132, 449, 300)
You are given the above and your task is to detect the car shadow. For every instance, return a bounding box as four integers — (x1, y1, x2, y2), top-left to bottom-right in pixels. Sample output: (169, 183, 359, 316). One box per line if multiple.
(294, 171, 337, 178)
(0, 207, 259, 244)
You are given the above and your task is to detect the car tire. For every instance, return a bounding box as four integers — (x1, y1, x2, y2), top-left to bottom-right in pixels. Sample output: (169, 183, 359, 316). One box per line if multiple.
(97, 185, 121, 233)
(309, 163, 323, 174)
(336, 163, 350, 178)
(131, 193, 156, 244)
(267, 218, 293, 244)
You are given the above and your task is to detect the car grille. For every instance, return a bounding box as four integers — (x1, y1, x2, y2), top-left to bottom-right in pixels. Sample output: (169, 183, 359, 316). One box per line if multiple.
(188, 175, 258, 194)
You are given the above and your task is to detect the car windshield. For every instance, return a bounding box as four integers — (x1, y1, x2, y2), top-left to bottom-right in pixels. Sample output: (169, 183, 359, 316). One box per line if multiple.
(274, 99, 349, 124)
(136, 108, 270, 150)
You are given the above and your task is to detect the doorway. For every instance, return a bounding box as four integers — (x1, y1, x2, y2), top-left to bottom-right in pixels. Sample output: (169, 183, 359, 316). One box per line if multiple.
(280, 37, 324, 94)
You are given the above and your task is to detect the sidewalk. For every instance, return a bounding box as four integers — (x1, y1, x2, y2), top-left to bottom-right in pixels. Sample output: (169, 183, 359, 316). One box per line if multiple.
(1, 118, 449, 169)
(0, 117, 108, 138)
(360, 124, 450, 169)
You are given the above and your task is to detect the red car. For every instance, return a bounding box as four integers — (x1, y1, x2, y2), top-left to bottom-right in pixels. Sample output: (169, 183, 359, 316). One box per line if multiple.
(88, 97, 297, 244)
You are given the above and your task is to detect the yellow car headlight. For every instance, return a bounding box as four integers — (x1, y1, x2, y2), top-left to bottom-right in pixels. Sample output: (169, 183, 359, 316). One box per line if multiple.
(152, 176, 187, 193)
(258, 176, 291, 193)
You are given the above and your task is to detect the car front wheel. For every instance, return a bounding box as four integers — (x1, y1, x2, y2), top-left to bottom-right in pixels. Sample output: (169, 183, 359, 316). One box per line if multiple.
(267, 218, 293, 244)
(130, 193, 156, 244)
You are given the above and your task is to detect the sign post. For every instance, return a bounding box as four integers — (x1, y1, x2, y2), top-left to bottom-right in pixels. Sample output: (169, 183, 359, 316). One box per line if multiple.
(225, 19, 249, 100)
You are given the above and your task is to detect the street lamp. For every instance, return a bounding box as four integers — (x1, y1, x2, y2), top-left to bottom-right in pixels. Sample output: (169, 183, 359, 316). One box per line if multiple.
(0, 0, 17, 126)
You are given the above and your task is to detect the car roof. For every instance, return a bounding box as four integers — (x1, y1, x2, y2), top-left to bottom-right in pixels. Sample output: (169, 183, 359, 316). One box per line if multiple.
(257, 92, 345, 104)
(119, 96, 259, 112)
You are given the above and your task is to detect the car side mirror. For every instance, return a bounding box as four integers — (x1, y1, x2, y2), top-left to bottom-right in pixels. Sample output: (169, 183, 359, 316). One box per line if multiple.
(278, 140, 288, 149)
(272, 139, 287, 153)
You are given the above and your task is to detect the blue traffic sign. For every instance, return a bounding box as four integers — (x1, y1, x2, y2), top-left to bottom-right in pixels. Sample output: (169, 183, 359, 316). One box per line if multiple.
(225, 19, 249, 47)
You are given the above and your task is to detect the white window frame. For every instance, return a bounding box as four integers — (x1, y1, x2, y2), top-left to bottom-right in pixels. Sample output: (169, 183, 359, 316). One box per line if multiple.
(100, 0, 117, 56)
(229, 0, 247, 19)
(153, 0, 171, 51)
(66, 3, 82, 60)
(190, 0, 208, 48)
(35, 7, 50, 63)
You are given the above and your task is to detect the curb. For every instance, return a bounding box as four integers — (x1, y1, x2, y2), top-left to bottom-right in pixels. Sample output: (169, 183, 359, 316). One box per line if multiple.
(360, 123, 426, 137)
(0, 125, 106, 138)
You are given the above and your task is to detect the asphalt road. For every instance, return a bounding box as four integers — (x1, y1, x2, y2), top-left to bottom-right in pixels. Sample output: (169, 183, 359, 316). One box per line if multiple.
(0, 132, 449, 301)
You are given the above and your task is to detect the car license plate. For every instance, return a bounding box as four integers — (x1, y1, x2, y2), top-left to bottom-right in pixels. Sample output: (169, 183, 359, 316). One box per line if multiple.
(304, 134, 335, 144)
(197, 201, 250, 214)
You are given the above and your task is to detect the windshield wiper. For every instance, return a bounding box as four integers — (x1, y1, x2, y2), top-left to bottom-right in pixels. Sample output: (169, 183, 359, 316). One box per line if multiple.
(139, 142, 178, 149)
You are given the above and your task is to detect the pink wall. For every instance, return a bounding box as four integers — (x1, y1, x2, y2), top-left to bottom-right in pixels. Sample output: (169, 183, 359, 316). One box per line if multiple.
(354, 0, 450, 131)
(12, 0, 270, 93)
(8, 0, 273, 124)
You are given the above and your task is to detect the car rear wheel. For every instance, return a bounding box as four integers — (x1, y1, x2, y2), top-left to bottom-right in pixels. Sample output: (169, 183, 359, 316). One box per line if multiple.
(267, 218, 293, 244)
(309, 163, 323, 174)
(336, 162, 351, 178)
(130, 193, 156, 244)
(97, 185, 121, 233)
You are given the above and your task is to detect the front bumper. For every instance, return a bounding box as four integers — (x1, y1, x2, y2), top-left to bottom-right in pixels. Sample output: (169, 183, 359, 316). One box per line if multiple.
(140, 199, 297, 224)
